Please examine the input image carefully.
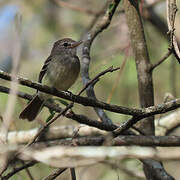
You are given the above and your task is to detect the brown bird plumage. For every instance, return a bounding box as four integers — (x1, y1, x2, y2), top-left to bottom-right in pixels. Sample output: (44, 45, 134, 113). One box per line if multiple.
(19, 38, 82, 121)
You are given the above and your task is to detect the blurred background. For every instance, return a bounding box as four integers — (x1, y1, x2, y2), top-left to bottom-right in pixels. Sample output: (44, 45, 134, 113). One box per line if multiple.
(0, 0, 179, 179)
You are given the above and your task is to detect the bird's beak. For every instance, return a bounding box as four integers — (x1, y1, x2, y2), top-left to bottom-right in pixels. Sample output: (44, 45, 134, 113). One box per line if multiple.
(70, 40, 83, 48)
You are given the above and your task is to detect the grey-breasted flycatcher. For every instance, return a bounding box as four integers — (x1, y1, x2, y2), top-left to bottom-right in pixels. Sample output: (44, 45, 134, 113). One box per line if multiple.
(19, 38, 82, 121)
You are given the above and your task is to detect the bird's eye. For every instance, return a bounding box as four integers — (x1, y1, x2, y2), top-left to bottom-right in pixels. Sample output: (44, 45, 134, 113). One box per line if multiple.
(63, 42, 69, 47)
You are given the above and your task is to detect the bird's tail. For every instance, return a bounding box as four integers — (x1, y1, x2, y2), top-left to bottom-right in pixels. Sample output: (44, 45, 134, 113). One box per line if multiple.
(19, 95, 44, 121)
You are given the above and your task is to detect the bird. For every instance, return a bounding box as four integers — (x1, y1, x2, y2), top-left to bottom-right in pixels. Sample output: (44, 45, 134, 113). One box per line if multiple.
(19, 38, 82, 121)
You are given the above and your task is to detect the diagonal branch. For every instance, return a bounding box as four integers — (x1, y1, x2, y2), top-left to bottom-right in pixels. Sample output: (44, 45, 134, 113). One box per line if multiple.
(167, 0, 180, 63)
(42, 168, 67, 180)
(81, 0, 122, 125)
(150, 49, 172, 71)
(114, 98, 180, 135)
(1, 161, 37, 180)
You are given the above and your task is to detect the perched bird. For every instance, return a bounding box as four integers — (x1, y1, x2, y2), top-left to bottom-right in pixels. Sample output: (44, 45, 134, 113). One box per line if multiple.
(19, 38, 82, 121)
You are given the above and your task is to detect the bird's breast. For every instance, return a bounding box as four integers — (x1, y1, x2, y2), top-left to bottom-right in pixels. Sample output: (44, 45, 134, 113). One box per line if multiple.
(43, 55, 80, 91)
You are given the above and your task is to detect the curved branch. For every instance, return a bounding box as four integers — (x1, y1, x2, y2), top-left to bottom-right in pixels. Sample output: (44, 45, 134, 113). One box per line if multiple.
(1, 161, 37, 180)
(81, 0, 121, 125)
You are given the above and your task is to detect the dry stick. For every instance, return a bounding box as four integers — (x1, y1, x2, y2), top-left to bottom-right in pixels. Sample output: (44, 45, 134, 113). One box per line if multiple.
(1, 161, 37, 180)
(30, 135, 180, 147)
(2, 124, 180, 146)
(0, 66, 120, 179)
(167, 0, 180, 63)
(81, 0, 121, 125)
(0, 87, 179, 134)
(80, 1, 109, 36)
(26, 66, 119, 180)
(27, 104, 73, 146)
(54, 0, 98, 15)
(150, 49, 172, 71)
(68, 66, 119, 180)
(42, 168, 67, 180)
(113, 100, 180, 136)
(79, 66, 120, 95)
(0, 71, 179, 117)
(0, 70, 143, 116)
(0, 85, 120, 132)
(27, 66, 120, 146)
(24, 168, 34, 180)
(21, 160, 34, 180)
(0, 89, 179, 135)
(70, 168, 76, 180)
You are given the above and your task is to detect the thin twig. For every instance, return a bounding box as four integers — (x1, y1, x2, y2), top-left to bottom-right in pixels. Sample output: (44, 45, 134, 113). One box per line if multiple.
(113, 98, 180, 134)
(20, 160, 34, 180)
(0, 85, 120, 132)
(27, 103, 74, 146)
(42, 168, 67, 180)
(78, 66, 120, 95)
(150, 49, 172, 71)
(0, 70, 144, 116)
(54, 0, 98, 15)
(167, 0, 180, 63)
(23, 66, 119, 180)
(1, 161, 37, 180)
(80, 1, 109, 36)
(70, 168, 76, 180)
(28, 66, 120, 144)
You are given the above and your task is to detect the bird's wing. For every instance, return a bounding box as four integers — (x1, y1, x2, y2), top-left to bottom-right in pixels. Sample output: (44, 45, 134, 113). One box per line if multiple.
(38, 56, 52, 83)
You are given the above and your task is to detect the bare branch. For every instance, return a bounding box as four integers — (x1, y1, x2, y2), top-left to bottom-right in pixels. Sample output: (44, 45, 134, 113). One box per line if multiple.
(0, 68, 144, 116)
(0, 85, 118, 132)
(26, 66, 120, 146)
(167, 0, 180, 63)
(42, 168, 66, 180)
(17, 146, 180, 167)
(0, 79, 179, 121)
(114, 98, 180, 135)
(1, 161, 37, 180)
(81, 0, 121, 125)
(156, 109, 180, 136)
(0, 125, 107, 144)
(32, 135, 180, 147)
(54, 0, 98, 16)
(150, 50, 172, 71)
